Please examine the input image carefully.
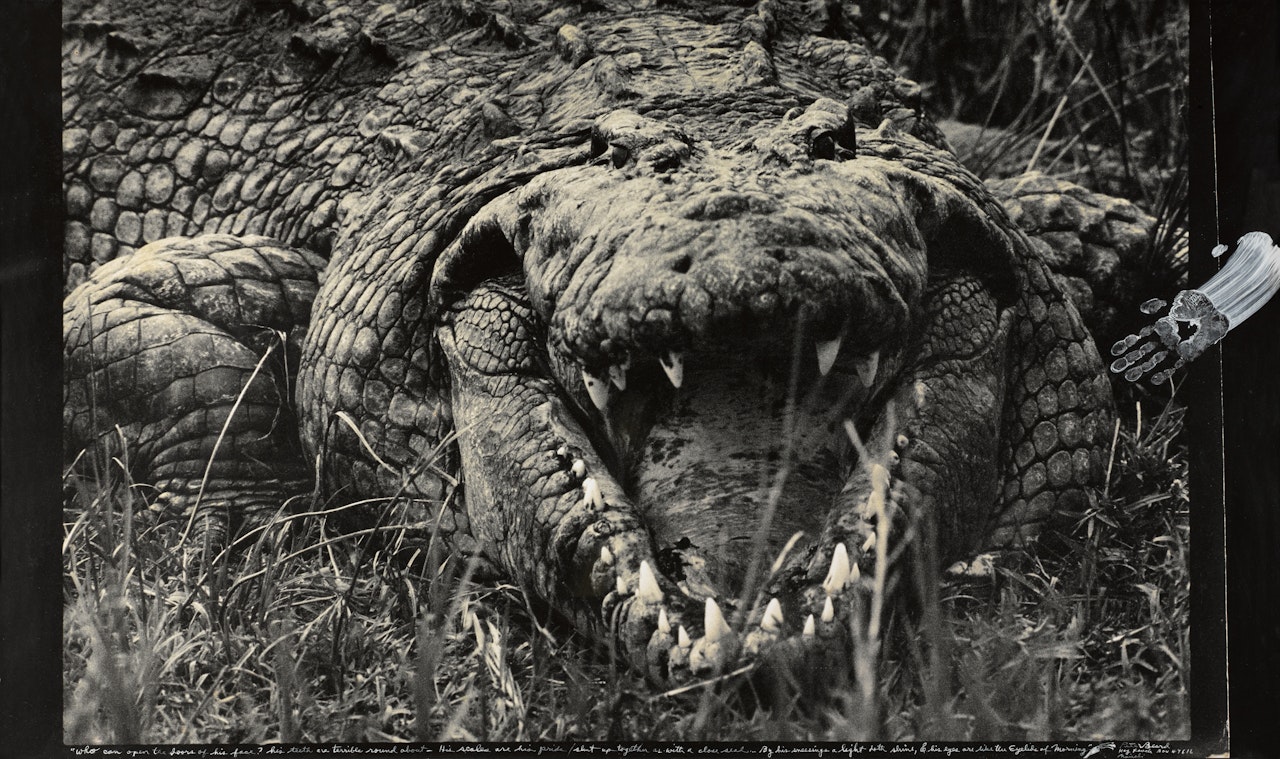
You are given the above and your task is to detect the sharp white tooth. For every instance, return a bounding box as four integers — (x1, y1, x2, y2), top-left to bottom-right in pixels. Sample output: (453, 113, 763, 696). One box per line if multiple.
(862, 531, 876, 553)
(556, 445, 568, 458)
(583, 477, 603, 509)
(638, 561, 663, 603)
(600, 545, 613, 564)
(658, 607, 671, 635)
(582, 368, 610, 410)
(659, 352, 684, 388)
(823, 542, 851, 595)
(816, 337, 841, 376)
(888, 451, 900, 466)
(853, 351, 880, 386)
(821, 596, 835, 623)
(678, 625, 691, 648)
(609, 363, 628, 391)
(571, 459, 586, 478)
(704, 598, 731, 642)
(803, 614, 816, 636)
(761, 598, 784, 633)
(896, 434, 909, 450)
(850, 563, 861, 583)
(616, 575, 627, 595)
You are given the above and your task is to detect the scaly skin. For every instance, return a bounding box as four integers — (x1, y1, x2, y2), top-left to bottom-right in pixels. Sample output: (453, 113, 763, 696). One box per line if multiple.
(63, 0, 1149, 688)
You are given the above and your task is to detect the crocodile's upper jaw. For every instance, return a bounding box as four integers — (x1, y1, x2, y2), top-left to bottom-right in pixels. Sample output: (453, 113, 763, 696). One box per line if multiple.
(431, 100, 1031, 678)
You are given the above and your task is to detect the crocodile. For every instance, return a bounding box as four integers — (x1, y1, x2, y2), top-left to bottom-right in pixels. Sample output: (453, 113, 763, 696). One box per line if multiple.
(63, 0, 1155, 689)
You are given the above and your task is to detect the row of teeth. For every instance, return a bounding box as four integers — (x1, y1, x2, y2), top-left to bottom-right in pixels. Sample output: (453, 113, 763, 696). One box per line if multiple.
(581, 454, 898, 662)
(579, 338, 882, 411)
(602, 535, 863, 658)
(573, 393, 900, 672)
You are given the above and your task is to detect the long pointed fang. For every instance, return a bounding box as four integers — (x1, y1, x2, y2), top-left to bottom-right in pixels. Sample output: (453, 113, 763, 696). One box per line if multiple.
(803, 614, 816, 636)
(583, 477, 603, 508)
(659, 352, 684, 388)
(853, 351, 880, 386)
(582, 368, 610, 410)
(862, 531, 876, 553)
(609, 363, 627, 391)
(704, 598, 731, 642)
(638, 561, 663, 603)
(761, 598, 784, 633)
(821, 596, 835, 623)
(678, 625, 691, 648)
(600, 545, 613, 564)
(850, 562, 861, 583)
(658, 608, 671, 635)
(616, 575, 627, 595)
(823, 542, 851, 595)
(816, 337, 841, 376)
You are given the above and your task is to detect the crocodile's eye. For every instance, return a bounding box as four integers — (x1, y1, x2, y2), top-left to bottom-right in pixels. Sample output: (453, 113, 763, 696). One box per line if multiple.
(610, 144, 630, 168)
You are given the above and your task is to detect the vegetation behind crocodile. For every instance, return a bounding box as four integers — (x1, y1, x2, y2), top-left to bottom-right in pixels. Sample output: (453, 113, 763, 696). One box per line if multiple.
(63, 0, 1156, 688)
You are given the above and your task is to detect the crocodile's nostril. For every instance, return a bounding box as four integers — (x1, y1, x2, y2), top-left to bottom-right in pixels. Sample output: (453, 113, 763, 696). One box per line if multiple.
(671, 255, 692, 274)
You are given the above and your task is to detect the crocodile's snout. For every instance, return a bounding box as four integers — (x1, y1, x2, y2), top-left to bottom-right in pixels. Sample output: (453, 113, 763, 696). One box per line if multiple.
(435, 104, 941, 369)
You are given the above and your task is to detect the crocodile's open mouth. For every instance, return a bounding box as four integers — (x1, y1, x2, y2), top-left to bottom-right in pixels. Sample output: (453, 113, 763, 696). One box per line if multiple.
(574, 328, 896, 597)
(428, 104, 1032, 685)
(432, 171, 926, 604)
(435, 263, 912, 685)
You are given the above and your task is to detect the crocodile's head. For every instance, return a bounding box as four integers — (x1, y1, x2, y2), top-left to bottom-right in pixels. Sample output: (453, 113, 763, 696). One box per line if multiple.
(427, 97, 1073, 689)
(266, 5, 1114, 694)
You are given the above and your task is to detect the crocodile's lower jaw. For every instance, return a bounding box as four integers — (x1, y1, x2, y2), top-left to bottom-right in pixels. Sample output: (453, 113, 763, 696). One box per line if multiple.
(589, 339, 889, 598)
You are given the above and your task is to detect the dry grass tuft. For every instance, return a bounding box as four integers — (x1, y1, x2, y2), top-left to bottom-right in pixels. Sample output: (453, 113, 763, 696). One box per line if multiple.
(61, 388, 1190, 742)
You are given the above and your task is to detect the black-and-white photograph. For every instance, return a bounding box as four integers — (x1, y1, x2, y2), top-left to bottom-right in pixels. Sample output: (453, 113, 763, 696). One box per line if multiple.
(7, 0, 1278, 754)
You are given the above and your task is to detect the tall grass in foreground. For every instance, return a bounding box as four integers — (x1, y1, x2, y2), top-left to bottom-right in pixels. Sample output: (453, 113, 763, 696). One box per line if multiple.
(61, 0, 1189, 743)
(62, 389, 1189, 742)
(868, 0, 1188, 207)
